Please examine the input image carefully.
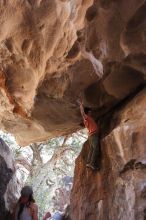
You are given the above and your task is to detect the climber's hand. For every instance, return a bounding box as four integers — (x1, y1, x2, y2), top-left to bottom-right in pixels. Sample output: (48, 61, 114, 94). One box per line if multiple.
(77, 98, 83, 105)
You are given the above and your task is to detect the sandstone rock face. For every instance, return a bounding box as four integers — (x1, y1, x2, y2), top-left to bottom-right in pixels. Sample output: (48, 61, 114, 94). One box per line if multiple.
(70, 88, 146, 220)
(0, 0, 146, 145)
(0, 138, 20, 220)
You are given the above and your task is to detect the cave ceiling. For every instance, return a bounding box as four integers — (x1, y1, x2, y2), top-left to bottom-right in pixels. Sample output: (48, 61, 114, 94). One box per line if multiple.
(0, 0, 146, 145)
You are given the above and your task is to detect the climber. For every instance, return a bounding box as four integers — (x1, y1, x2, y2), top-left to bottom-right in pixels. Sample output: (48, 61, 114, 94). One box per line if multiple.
(13, 185, 38, 220)
(78, 99, 101, 171)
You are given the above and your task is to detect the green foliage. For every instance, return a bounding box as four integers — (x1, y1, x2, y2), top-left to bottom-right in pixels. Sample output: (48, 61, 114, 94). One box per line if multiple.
(0, 129, 87, 219)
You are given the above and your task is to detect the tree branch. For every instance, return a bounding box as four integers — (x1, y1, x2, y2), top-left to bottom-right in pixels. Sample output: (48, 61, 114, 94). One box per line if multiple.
(15, 156, 31, 171)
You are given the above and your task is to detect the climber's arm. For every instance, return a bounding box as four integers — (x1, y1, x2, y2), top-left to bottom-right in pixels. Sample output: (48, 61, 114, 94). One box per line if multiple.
(77, 99, 86, 120)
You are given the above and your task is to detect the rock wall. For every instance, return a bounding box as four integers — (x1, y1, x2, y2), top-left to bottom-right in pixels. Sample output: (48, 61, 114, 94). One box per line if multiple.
(0, 0, 146, 145)
(70, 88, 146, 220)
(0, 138, 20, 220)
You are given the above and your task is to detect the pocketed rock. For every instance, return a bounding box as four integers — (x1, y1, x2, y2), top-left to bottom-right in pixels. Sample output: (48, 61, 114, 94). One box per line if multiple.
(0, 1, 146, 145)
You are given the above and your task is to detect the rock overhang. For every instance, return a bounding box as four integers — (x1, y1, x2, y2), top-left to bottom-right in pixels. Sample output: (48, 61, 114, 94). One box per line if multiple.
(0, 0, 146, 145)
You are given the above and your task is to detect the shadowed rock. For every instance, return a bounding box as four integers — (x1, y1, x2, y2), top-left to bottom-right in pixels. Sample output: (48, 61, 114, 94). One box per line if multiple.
(0, 138, 20, 220)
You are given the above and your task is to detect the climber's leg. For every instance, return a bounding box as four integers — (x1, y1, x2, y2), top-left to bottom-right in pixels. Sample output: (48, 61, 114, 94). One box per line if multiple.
(89, 133, 101, 169)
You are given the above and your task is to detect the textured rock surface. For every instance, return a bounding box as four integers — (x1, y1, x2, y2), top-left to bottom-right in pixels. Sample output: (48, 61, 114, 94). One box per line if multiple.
(70, 88, 146, 220)
(0, 0, 146, 145)
(0, 138, 20, 220)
